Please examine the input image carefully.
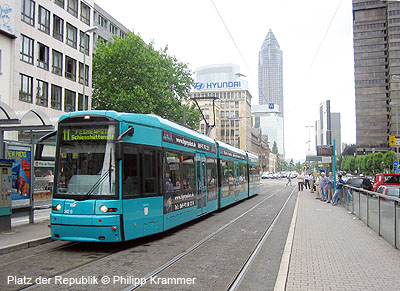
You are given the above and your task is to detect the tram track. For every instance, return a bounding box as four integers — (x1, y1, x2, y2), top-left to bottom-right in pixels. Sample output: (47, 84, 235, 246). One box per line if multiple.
(124, 184, 291, 290)
(1, 182, 289, 291)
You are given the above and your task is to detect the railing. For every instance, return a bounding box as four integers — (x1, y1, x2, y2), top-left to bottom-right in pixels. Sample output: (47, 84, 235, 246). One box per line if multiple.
(341, 185, 400, 249)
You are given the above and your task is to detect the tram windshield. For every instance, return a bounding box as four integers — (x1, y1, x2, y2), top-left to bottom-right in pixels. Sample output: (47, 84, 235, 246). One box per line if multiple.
(55, 124, 116, 197)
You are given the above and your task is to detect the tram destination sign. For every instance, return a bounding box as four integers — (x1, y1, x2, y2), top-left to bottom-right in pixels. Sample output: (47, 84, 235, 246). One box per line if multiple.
(162, 131, 216, 154)
(220, 148, 246, 160)
(61, 127, 114, 141)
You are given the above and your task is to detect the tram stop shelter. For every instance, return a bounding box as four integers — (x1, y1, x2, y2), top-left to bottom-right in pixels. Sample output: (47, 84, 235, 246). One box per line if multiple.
(0, 102, 55, 231)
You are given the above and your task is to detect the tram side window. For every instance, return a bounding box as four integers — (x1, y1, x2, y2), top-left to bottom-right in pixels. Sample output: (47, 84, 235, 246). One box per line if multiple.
(221, 160, 234, 186)
(238, 162, 247, 184)
(207, 158, 217, 187)
(164, 151, 181, 192)
(123, 145, 139, 197)
(143, 149, 158, 196)
(182, 153, 195, 190)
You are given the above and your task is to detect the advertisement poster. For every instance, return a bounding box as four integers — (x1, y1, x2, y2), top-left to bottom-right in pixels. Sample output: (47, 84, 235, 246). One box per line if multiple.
(7, 146, 31, 204)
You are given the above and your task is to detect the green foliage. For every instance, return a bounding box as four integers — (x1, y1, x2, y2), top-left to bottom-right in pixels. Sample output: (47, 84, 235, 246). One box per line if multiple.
(92, 32, 201, 128)
(343, 151, 395, 175)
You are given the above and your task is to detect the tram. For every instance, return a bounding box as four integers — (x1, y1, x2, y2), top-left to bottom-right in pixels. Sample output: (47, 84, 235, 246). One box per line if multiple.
(49, 111, 260, 242)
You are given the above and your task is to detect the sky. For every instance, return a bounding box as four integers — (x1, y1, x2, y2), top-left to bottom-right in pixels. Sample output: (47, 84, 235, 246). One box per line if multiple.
(94, 0, 355, 161)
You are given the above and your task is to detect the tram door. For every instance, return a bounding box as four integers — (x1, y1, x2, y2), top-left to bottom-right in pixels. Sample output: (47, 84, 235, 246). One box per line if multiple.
(196, 153, 208, 216)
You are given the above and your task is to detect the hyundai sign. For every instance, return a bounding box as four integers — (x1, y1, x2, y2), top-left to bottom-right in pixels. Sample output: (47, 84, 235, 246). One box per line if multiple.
(194, 81, 242, 91)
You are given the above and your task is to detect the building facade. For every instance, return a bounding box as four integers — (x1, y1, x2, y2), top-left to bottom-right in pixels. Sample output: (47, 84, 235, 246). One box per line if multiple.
(353, 0, 400, 154)
(315, 100, 341, 155)
(258, 29, 283, 114)
(0, 0, 128, 130)
(252, 104, 285, 158)
(191, 64, 253, 152)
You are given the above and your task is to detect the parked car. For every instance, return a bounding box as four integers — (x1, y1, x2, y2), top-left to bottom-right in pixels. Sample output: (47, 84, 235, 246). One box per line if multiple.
(262, 172, 269, 179)
(346, 176, 372, 191)
(372, 173, 400, 192)
(376, 185, 400, 198)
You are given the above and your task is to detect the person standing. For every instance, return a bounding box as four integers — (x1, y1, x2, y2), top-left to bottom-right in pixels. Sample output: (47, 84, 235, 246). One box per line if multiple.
(297, 172, 304, 191)
(304, 173, 310, 190)
(333, 174, 346, 206)
(319, 172, 327, 201)
(315, 172, 321, 199)
(326, 172, 334, 203)
(309, 172, 315, 193)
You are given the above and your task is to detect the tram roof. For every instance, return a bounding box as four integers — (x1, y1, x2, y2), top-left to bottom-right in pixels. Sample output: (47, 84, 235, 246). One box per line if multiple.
(59, 110, 216, 145)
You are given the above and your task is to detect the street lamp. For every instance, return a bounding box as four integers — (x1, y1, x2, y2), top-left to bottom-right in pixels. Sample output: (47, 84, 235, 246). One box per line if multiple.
(82, 26, 97, 111)
(389, 101, 399, 169)
(305, 125, 314, 151)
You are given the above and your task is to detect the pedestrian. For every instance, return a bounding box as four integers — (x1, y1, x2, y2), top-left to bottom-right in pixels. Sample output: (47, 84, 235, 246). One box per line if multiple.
(319, 172, 327, 201)
(333, 174, 346, 206)
(297, 172, 304, 191)
(309, 172, 315, 193)
(315, 172, 321, 199)
(286, 174, 292, 186)
(304, 173, 310, 190)
(326, 172, 334, 203)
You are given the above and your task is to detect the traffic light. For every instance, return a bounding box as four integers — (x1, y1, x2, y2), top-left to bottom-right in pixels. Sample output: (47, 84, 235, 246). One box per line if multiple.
(363, 148, 366, 155)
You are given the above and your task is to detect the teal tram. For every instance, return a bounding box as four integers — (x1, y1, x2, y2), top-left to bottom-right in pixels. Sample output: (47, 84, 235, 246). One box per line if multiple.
(50, 111, 260, 242)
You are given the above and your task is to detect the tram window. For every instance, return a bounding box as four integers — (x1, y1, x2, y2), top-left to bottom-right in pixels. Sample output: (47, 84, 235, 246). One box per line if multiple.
(207, 158, 217, 187)
(143, 149, 157, 195)
(238, 163, 247, 184)
(181, 153, 195, 190)
(164, 151, 181, 192)
(123, 145, 139, 197)
(221, 160, 234, 186)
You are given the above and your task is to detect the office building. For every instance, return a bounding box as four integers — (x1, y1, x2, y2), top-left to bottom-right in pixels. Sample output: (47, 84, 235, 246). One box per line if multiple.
(0, 0, 128, 131)
(258, 29, 283, 114)
(315, 100, 341, 155)
(353, 0, 400, 154)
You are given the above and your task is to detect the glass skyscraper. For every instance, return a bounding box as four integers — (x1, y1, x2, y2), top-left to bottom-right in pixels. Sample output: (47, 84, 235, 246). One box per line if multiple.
(258, 29, 283, 115)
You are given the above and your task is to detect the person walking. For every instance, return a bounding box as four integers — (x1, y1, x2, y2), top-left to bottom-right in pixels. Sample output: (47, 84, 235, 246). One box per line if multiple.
(315, 172, 321, 199)
(326, 172, 334, 203)
(309, 172, 315, 193)
(297, 172, 304, 191)
(333, 174, 346, 206)
(319, 172, 327, 201)
(286, 174, 292, 186)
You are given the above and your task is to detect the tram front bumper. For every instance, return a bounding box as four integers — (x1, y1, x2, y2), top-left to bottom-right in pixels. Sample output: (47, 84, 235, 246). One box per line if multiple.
(50, 214, 121, 242)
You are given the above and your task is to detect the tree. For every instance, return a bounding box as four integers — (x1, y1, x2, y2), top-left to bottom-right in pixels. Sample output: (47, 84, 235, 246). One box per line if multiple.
(384, 152, 394, 171)
(92, 32, 201, 128)
(342, 143, 356, 156)
(272, 141, 278, 155)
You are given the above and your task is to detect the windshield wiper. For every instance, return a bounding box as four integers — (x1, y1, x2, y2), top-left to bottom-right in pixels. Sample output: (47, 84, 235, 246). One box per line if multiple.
(78, 169, 113, 200)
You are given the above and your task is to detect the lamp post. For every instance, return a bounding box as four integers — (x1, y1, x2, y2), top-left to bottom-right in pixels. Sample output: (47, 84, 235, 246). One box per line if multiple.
(82, 26, 97, 111)
(305, 125, 314, 151)
(389, 101, 399, 171)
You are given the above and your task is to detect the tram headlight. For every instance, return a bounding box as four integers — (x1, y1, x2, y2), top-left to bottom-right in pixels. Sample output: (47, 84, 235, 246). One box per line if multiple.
(53, 204, 61, 211)
(100, 205, 108, 213)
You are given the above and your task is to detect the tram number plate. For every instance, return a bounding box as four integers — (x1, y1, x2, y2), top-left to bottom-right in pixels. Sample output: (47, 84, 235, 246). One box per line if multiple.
(64, 209, 73, 214)
(174, 200, 195, 211)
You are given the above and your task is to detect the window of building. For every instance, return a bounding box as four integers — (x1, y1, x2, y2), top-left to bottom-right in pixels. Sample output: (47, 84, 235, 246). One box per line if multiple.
(110, 23, 118, 35)
(38, 6, 50, 34)
(53, 15, 64, 41)
(54, 0, 64, 8)
(78, 93, 88, 111)
(64, 89, 76, 112)
(120, 31, 125, 38)
(66, 23, 77, 48)
(78, 62, 89, 85)
(97, 14, 107, 29)
(36, 80, 48, 107)
(65, 56, 76, 81)
(19, 74, 33, 103)
(52, 50, 63, 76)
(37, 43, 49, 70)
(80, 2, 90, 25)
(67, 0, 78, 17)
(79, 31, 89, 55)
(51, 85, 62, 110)
(21, 0, 35, 26)
(20, 35, 34, 64)
(96, 35, 107, 44)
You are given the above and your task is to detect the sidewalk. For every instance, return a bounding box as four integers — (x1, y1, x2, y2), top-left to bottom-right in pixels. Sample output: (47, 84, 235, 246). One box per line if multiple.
(0, 218, 51, 254)
(285, 190, 400, 291)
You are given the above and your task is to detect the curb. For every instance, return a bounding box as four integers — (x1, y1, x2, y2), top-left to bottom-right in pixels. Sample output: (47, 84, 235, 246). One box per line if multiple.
(0, 236, 53, 254)
(273, 190, 300, 291)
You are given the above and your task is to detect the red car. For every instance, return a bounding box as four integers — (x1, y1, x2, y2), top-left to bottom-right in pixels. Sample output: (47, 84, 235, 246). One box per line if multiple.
(372, 173, 400, 192)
